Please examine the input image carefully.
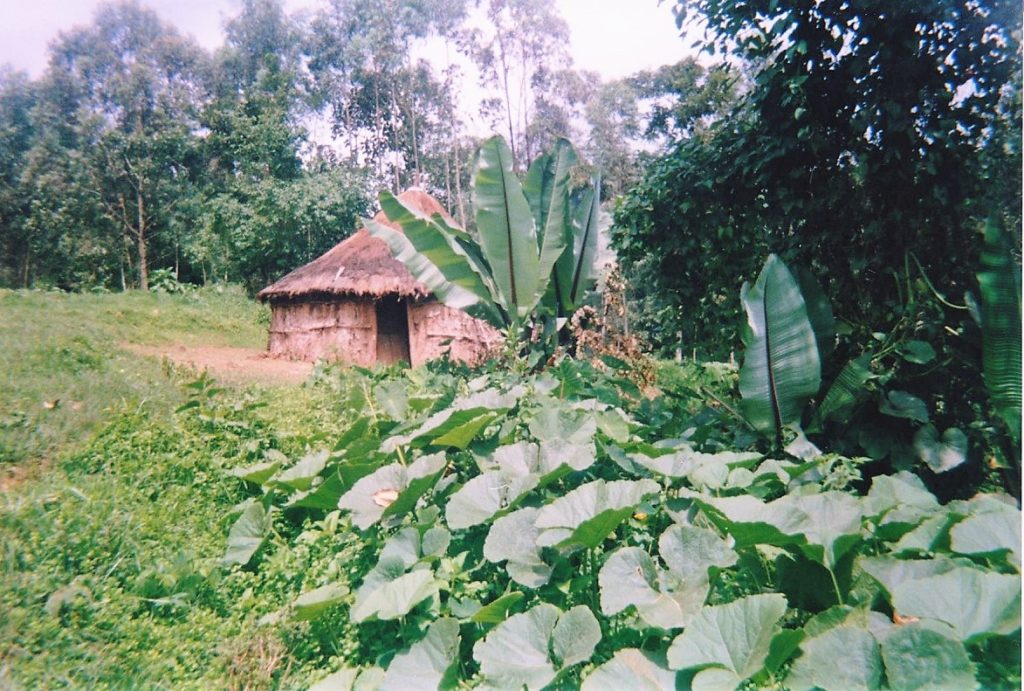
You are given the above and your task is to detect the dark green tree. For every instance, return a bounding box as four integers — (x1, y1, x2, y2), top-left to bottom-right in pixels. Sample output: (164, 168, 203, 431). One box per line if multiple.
(0, 69, 37, 287)
(27, 1, 209, 290)
(615, 0, 1021, 356)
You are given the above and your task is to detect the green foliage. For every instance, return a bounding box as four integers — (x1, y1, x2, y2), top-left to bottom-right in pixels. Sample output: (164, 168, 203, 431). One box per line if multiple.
(0, 287, 266, 465)
(977, 220, 1022, 444)
(738, 254, 827, 446)
(368, 135, 604, 335)
(222, 353, 1019, 689)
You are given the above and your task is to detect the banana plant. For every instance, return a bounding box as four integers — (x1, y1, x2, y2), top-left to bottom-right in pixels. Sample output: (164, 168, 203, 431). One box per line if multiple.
(366, 135, 600, 336)
(738, 254, 832, 452)
(977, 220, 1021, 444)
(521, 139, 603, 320)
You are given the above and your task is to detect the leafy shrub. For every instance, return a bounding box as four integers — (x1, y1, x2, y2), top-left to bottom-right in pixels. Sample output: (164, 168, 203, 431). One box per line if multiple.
(225, 358, 1020, 688)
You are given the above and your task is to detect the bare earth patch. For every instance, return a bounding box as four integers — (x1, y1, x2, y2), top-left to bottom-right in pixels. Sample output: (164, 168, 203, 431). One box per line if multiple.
(121, 343, 313, 386)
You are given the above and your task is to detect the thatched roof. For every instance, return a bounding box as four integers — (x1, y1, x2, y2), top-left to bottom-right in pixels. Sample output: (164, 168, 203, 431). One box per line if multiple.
(257, 188, 453, 302)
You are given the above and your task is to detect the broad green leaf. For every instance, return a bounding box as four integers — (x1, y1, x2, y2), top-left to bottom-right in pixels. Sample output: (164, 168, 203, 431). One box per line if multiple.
(581, 649, 677, 691)
(538, 438, 597, 474)
(693, 494, 804, 549)
(891, 566, 1021, 641)
(859, 555, 961, 598)
(659, 525, 738, 581)
(474, 135, 542, 318)
(879, 390, 929, 423)
(471, 592, 525, 624)
(913, 424, 968, 473)
(474, 603, 560, 690)
(738, 254, 822, 441)
(899, 340, 937, 364)
(691, 667, 742, 690)
(222, 501, 271, 566)
(557, 178, 604, 311)
(374, 380, 409, 420)
(667, 593, 788, 680)
(696, 491, 861, 566)
(484, 507, 552, 588)
(380, 618, 460, 691)
(351, 569, 438, 623)
(863, 471, 939, 522)
(785, 625, 882, 691)
(774, 491, 863, 568)
(551, 605, 601, 666)
(764, 628, 806, 675)
(431, 410, 502, 449)
(379, 190, 493, 302)
(445, 470, 539, 530)
(385, 389, 517, 451)
(364, 216, 491, 321)
(380, 455, 448, 523)
(528, 405, 597, 443)
(338, 453, 446, 530)
(379, 528, 423, 569)
(598, 546, 708, 629)
(293, 582, 350, 621)
(230, 459, 282, 485)
(632, 448, 762, 481)
(894, 513, 953, 553)
(389, 408, 502, 451)
(628, 448, 694, 478)
(812, 353, 873, 428)
(879, 621, 976, 689)
(978, 220, 1022, 442)
(534, 479, 660, 551)
(523, 138, 576, 301)
(474, 603, 598, 690)
(273, 449, 329, 491)
(950, 506, 1022, 566)
(422, 526, 451, 557)
(285, 470, 348, 511)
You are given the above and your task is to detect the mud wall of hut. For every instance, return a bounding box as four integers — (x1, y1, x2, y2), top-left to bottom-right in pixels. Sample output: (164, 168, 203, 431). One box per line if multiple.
(267, 297, 377, 365)
(407, 301, 502, 366)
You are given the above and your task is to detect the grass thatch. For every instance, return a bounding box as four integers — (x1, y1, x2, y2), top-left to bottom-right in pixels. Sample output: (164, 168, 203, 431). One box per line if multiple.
(257, 189, 453, 302)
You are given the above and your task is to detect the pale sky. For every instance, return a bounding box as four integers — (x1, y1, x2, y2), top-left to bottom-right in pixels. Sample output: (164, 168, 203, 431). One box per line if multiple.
(0, 0, 691, 81)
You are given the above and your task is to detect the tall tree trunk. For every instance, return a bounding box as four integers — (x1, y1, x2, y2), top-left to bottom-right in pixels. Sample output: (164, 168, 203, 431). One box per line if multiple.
(21, 248, 31, 288)
(137, 183, 148, 291)
(454, 137, 466, 228)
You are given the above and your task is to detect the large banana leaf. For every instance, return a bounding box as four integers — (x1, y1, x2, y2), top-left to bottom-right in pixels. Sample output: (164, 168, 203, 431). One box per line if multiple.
(739, 254, 822, 443)
(378, 191, 494, 300)
(978, 221, 1022, 443)
(555, 176, 603, 313)
(364, 216, 502, 327)
(474, 136, 542, 320)
(523, 138, 576, 291)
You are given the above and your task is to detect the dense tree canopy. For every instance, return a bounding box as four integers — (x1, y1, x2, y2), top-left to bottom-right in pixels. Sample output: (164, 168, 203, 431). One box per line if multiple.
(615, 0, 1022, 354)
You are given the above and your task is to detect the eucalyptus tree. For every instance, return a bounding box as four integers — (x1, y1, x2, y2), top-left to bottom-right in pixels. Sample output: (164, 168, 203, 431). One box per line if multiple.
(33, 1, 209, 290)
(470, 0, 574, 170)
(616, 0, 1021, 356)
(0, 69, 37, 287)
(306, 0, 469, 192)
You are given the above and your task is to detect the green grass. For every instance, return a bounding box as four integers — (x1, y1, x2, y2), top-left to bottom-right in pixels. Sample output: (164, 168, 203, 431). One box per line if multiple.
(0, 287, 367, 688)
(0, 286, 268, 466)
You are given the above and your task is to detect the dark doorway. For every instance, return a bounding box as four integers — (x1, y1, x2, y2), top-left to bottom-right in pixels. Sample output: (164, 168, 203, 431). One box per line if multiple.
(376, 297, 411, 364)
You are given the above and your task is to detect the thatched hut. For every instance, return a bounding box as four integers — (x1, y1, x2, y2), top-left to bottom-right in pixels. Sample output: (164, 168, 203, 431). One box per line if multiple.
(257, 189, 501, 366)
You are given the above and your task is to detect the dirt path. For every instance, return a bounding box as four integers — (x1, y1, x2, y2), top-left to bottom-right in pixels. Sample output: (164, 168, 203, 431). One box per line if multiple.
(121, 343, 313, 386)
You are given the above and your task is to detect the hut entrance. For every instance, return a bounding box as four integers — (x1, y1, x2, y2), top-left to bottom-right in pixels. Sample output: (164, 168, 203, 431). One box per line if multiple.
(375, 297, 411, 364)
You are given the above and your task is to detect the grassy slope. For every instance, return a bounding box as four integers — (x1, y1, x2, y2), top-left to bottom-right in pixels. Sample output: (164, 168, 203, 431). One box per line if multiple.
(0, 289, 360, 688)
(0, 287, 267, 466)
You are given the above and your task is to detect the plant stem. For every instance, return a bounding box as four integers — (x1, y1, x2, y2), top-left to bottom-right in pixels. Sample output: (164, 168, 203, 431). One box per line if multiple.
(827, 565, 843, 606)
